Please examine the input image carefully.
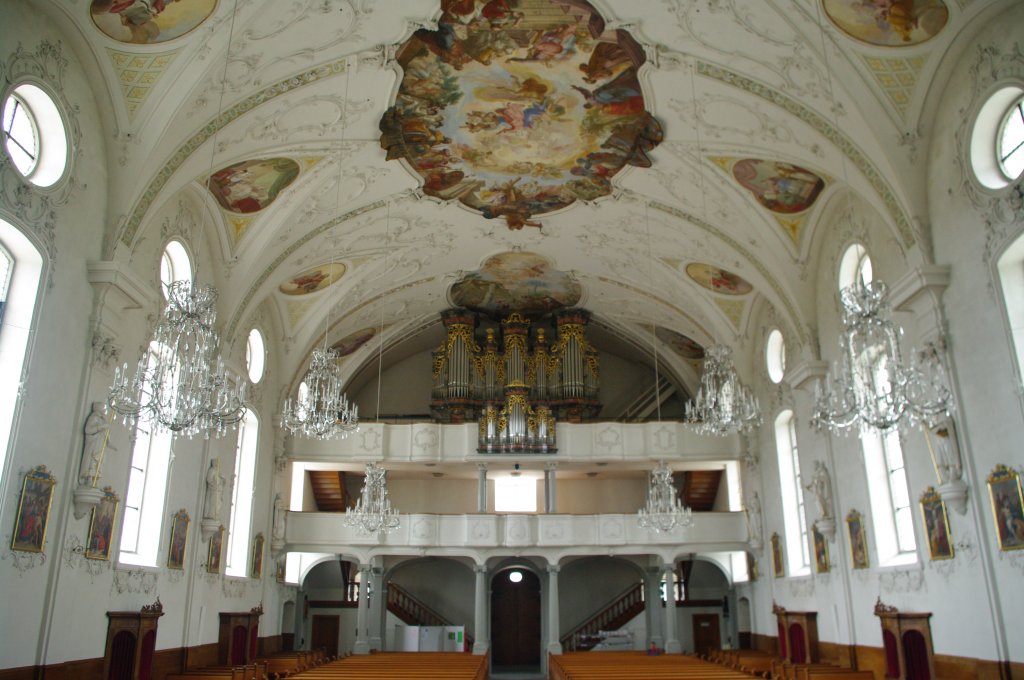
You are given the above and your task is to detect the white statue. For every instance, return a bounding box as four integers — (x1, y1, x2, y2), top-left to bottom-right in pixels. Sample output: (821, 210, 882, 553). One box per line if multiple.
(273, 493, 286, 541)
(745, 492, 763, 545)
(203, 459, 224, 520)
(805, 460, 833, 520)
(934, 424, 962, 485)
(80, 402, 115, 486)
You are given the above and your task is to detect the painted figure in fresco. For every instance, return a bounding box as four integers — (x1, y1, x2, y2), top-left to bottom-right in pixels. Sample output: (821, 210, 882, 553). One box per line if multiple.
(579, 41, 632, 84)
(91, 0, 181, 43)
(169, 520, 187, 566)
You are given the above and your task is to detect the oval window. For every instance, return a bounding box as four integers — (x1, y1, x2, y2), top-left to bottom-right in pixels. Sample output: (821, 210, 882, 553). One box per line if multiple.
(1, 83, 68, 187)
(246, 328, 266, 383)
(971, 86, 1024, 190)
(766, 329, 785, 384)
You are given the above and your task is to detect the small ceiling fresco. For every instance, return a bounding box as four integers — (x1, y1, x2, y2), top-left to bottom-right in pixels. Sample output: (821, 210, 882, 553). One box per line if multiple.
(380, 0, 662, 230)
(331, 328, 377, 357)
(686, 263, 753, 296)
(208, 158, 301, 215)
(90, 0, 217, 44)
(449, 251, 582, 316)
(279, 263, 347, 296)
(823, 0, 948, 47)
(654, 327, 705, 360)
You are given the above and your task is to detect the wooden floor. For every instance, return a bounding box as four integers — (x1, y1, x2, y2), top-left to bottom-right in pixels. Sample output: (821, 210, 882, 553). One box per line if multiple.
(287, 652, 488, 680)
(550, 652, 760, 680)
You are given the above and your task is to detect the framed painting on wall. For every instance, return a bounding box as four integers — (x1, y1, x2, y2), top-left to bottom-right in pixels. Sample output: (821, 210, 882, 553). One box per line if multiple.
(770, 532, 784, 578)
(251, 533, 264, 579)
(167, 509, 190, 569)
(812, 525, 830, 573)
(846, 509, 870, 569)
(11, 466, 57, 553)
(987, 464, 1024, 551)
(920, 487, 954, 560)
(207, 525, 224, 574)
(85, 487, 119, 560)
(746, 551, 758, 581)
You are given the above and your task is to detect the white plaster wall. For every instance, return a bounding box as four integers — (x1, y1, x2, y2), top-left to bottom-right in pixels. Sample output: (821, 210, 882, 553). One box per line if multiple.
(387, 558, 476, 637)
(558, 556, 643, 636)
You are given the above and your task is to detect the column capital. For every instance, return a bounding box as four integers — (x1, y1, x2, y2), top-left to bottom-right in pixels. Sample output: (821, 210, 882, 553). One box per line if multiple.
(545, 462, 558, 471)
(474, 565, 488, 574)
(546, 564, 560, 574)
(477, 463, 488, 472)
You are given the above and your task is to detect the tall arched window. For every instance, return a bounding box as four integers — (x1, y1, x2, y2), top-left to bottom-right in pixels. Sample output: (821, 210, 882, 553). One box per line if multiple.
(160, 239, 192, 298)
(775, 410, 810, 575)
(838, 243, 873, 291)
(226, 409, 259, 577)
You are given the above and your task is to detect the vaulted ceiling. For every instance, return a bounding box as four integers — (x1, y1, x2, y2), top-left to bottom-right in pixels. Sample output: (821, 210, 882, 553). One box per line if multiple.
(48, 0, 1009, 398)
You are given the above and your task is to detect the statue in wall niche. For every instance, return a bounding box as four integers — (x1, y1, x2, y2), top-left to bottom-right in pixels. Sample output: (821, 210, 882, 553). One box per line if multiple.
(934, 423, 963, 485)
(745, 492, 763, 547)
(805, 460, 833, 520)
(79, 401, 115, 487)
(273, 493, 286, 541)
(203, 459, 224, 520)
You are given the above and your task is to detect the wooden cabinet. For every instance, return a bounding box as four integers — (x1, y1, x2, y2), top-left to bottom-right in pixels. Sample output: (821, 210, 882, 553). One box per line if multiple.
(772, 603, 819, 663)
(218, 605, 264, 665)
(875, 598, 935, 680)
(103, 599, 164, 680)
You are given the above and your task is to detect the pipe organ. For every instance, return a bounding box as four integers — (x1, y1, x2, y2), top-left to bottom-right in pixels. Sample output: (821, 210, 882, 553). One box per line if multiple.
(431, 308, 602, 453)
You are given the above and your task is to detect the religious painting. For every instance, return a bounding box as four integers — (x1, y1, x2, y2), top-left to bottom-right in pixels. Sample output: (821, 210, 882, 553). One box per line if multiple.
(653, 327, 705, 360)
(251, 533, 265, 579)
(275, 559, 285, 583)
(11, 466, 56, 553)
(812, 525, 830, 573)
(846, 509, 870, 569)
(208, 158, 300, 214)
(746, 552, 758, 581)
(685, 263, 753, 296)
(823, 0, 949, 47)
(207, 525, 224, 574)
(279, 263, 346, 296)
(167, 509, 190, 570)
(449, 251, 582, 316)
(380, 0, 662, 230)
(770, 532, 784, 578)
(332, 328, 376, 357)
(730, 158, 826, 215)
(987, 464, 1024, 551)
(920, 487, 953, 560)
(90, 0, 217, 45)
(85, 487, 119, 561)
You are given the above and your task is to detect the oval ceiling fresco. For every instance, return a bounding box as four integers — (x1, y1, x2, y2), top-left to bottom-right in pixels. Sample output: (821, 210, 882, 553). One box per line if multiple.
(654, 327, 705, 360)
(331, 328, 376, 357)
(449, 251, 582, 317)
(686, 263, 753, 296)
(730, 158, 825, 215)
(208, 158, 300, 214)
(380, 0, 662, 230)
(279, 263, 346, 296)
(90, 0, 217, 44)
(822, 0, 948, 47)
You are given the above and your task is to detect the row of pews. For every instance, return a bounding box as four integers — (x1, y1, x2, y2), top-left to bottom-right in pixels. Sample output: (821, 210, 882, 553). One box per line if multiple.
(286, 652, 488, 680)
(166, 649, 332, 680)
(704, 649, 876, 680)
(549, 651, 766, 680)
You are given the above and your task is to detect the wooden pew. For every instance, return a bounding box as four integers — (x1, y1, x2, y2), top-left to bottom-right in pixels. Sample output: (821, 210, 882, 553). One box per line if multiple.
(287, 652, 487, 680)
(796, 669, 874, 680)
(549, 651, 763, 680)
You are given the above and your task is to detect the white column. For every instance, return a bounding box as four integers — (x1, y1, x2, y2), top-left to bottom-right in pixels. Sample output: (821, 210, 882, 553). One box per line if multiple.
(645, 567, 664, 650)
(545, 462, 558, 513)
(353, 564, 371, 654)
(472, 565, 490, 655)
(546, 564, 562, 655)
(368, 566, 384, 651)
(663, 563, 681, 653)
(477, 464, 488, 513)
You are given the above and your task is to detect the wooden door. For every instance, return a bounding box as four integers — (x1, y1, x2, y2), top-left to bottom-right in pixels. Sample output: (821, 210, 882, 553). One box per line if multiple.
(490, 570, 541, 668)
(310, 615, 340, 658)
(692, 613, 721, 656)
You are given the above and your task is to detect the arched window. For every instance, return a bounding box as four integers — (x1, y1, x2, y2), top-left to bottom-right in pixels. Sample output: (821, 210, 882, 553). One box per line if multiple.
(1, 83, 68, 187)
(159, 240, 192, 298)
(0, 219, 43, 484)
(246, 328, 265, 384)
(766, 329, 785, 384)
(774, 410, 810, 575)
(997, 234, 1024, 392)
(226, 409, 259, 577)
(862, 428, 916, 565)
(838, 243, 873, 291)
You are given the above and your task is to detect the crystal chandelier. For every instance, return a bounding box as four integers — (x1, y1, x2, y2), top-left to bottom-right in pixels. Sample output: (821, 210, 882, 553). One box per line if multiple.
(281, 347, 358, 440)
(812, 280, 952, 434)
(108, 281, 246, 438)
(684, 345, 762, 436)
(637, 461, 692, 533)
(344, 462, 400, 534)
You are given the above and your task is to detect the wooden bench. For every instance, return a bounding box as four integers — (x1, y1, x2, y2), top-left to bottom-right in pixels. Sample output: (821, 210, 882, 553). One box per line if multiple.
(550, 652, 763, 680)
(287, 653, 487, 680)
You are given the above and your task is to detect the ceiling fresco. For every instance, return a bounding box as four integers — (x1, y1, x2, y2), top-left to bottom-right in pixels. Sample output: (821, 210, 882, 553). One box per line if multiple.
(379, 0, 662, 230)
(279, 263, 347, 296)
(331, 328, 377, 357)
(90, 0, 218, 44)
(654, 327, 706, 360)
(685, 263, 754, 296)
(823, 0, 949, 46)
(448, 251, 582, 317)
(207, 158, 300, 214)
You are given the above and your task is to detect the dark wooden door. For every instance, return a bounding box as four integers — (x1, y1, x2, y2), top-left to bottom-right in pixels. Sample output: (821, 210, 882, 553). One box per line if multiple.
(692, 613, 721, 656)
(310, 615, 340, 658)
(490, 570, 541, 667)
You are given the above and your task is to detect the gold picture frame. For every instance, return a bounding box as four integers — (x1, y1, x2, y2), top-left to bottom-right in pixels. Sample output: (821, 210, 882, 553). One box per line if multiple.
(251, 532, 265, 579)
(207, 525, 224, 574)
(920, 487, 954, 560)
(770, 532, 784, 578)
(167, 509, 190, 569)
(987, 464, 1024, 551)
(11, 466, 57, 553)
(85, 487, 119, 560)
(813, 525, 830, 573)
(846, 509, 869, 569)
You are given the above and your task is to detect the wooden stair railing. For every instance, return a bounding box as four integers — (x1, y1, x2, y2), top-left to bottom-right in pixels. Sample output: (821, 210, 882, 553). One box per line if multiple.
(559, 582, 645, 651)
(387, 583, 474, 650)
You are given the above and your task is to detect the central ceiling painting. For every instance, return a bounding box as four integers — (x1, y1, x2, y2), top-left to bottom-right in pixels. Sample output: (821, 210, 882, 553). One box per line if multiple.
(380, 0, 663, 230)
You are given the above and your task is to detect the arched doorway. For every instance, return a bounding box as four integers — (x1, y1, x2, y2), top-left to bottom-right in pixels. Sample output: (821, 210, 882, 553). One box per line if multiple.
(491, 568, 541, 671)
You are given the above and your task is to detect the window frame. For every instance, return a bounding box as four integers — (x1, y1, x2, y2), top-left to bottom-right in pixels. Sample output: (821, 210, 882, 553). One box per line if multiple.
(159, 239, 193, 299)
(862, 428, 918, 565)
(774, 409, 810, 576)
(225, 409, 259, 577)
(998, 95, 1024, 181)
(766, 329, 786, 384)
(246, 328, 266, 384)
(1, 82, 69, 188)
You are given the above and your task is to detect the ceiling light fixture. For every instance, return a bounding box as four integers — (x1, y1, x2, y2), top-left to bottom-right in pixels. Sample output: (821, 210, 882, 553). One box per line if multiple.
(638, 461, 692, 533)
(685, 344, 762, 436)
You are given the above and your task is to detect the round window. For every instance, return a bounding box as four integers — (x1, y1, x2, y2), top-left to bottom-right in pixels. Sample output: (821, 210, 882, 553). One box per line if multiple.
(246, 328, 266, 383)
(1, 83, 68, 187)
(971, 86, 1024, 190)
(766, 329, 785, 384)
(998, 96, 1024, 181)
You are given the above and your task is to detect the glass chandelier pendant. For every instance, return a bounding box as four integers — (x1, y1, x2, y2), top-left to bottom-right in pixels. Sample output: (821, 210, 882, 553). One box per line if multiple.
(684, 345, 762, 436)
(637, 461, 692, 533)
(344, 462, 400, 534)
(281, 347, 359, 440)
(812, 280, 952, 434)
(108, 281, 246, 438)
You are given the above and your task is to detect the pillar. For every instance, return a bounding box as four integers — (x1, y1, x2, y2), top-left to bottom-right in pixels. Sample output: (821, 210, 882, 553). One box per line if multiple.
(473, 565, 490, 655)
(353, 564, 371, 655)
(477, 463, 488, 513)
(368, 566, 384, 651)
(663, 563, 681, 653)
(547, 564, 562, 655)
(544, 462, 558, 513)
(645, 566, 664, 650)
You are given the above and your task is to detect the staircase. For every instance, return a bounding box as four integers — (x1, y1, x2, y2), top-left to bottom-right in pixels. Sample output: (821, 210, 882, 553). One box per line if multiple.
(559, 582, 645, 651)
(387, 583, 474, 650)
